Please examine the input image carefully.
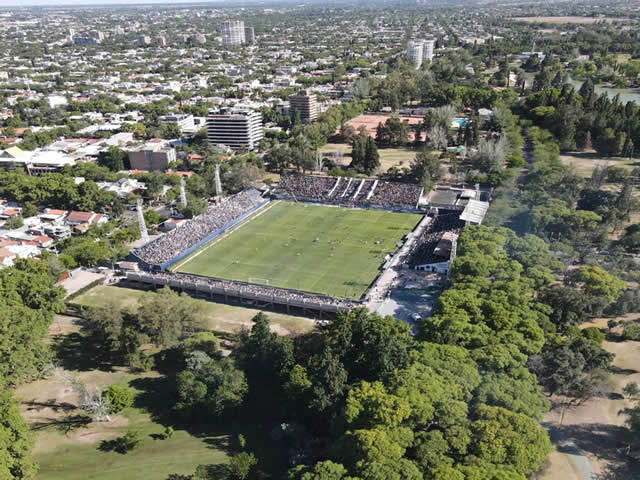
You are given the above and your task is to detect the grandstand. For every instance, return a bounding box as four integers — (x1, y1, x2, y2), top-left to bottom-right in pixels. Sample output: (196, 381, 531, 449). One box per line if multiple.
(276, 173, 424, 211)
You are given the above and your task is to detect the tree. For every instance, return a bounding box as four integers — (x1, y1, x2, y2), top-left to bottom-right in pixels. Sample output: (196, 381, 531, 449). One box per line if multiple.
(136, 287, 202, 346)
(342, 381, 410, 429)
(411, 151, 442, 189)
(228, 452, 257, 480)
(114, 429, 144, 453)
(4, 216, 23, 230)
(427, 125, 448, 150)
(174, 353, 247, 420)
(471, 136, 507, 173)
(619, 224, 640, 254)
(363, 136, 380, 174)
(99, 147, 128, 172)
(102, 385, 134, 414)
(0, 386, 36, 479)
(470, 405, 552, 475)
(566, 265, 625, 307)
(324, 308, 412, 381)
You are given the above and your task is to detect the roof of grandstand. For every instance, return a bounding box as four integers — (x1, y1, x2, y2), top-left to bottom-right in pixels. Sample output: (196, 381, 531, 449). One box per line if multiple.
(460, 199, 490, 224)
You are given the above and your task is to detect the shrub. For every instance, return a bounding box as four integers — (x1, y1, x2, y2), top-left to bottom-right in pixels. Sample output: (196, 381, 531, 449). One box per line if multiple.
(102, 386, 134, 414)
(582, 327, 605, 345)
(164, 426, 174, 439)
(116, 429, 143, 453)
(622, 323, 640, 341)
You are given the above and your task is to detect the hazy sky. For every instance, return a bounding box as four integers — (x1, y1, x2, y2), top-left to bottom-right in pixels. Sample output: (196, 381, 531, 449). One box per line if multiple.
(0, 0, 231, 6)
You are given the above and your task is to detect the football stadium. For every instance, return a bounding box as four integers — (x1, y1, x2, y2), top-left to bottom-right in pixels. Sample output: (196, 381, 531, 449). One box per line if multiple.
(127, 173, 488, 314)
(173, 201, 420, 299)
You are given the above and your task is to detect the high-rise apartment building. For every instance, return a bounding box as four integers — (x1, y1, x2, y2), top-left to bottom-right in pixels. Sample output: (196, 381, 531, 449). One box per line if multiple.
(244, 26, 255, 44)
(407, 40, 424, 68)
(423, 39, 435, 63)
(222, 20, 246, 46)
(207, 106, 263, 151)
(137, 35, 151, 47)
(156, 35, 167, 47)
(289, 90, 318, 124)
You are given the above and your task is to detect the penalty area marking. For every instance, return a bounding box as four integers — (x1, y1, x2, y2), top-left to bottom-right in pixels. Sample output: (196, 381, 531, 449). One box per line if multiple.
(171, 200, 281, 272)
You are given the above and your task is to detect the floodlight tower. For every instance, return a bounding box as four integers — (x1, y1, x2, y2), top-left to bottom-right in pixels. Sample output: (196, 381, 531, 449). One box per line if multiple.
(214, 163, 223, 198)
(136, 198, 149, 243)
(180, 176, 188, 209)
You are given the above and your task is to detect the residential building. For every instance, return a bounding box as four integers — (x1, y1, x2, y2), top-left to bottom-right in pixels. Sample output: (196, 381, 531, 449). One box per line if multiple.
(423, 39, 435, 63)
(244, 26, 255, 44)
(127, 140, 177, 171)
(156, 35, 167, 47)
(222, 20, 245, 46)
(193, 33, 206, 44)
(289, 89, 318, 123)
(138, 35, 151, 47)
(206, 106, 263, 151)
(407, 40, 424, 68)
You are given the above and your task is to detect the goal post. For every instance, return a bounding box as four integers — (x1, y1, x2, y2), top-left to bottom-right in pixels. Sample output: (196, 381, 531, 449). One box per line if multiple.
(248, 277, 270, 285)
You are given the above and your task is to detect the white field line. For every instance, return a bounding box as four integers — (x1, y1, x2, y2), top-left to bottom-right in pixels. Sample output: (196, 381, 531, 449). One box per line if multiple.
(172, 200, 281, 272)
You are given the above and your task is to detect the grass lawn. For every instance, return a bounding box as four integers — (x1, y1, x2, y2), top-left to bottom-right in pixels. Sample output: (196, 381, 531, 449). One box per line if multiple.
(320, 143, 418, 172)
(174, 201, 419, 299)
(559, 151, 640, 177)
(73, 285, 314, 335)
(18, 321, 291, 480)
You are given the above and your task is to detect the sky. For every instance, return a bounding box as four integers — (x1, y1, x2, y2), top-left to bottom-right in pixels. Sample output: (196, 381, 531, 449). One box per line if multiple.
(0, 0, 242, 6)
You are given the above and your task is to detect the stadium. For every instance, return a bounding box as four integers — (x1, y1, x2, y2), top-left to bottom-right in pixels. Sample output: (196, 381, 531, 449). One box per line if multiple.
(127, 173, 489, 315)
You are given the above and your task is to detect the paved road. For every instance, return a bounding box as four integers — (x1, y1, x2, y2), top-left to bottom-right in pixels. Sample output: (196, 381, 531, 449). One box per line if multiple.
(543, 423, 597, 480)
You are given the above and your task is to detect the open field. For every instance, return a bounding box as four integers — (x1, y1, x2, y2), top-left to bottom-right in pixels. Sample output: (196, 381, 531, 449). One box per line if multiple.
(559, 151, 639, 177)
(73, 284, 314, 335)
(541, 314, 640, 480)
(174, 201, 419, 299)
(16, 318, 292, 480)
(513, 16, 628, 24)
(320, 142, 418, 172)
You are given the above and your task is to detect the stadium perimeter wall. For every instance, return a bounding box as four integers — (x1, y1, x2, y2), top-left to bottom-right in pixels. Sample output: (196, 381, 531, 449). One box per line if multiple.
(132, 199, 271, 271)
(126, 271, 360, 314)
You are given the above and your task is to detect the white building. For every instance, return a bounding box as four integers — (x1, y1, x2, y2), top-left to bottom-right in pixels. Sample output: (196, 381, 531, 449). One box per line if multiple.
(222, 20, 246, 46)
(423, 39, 435, 63)
(207, 106, 263, 151)
(407, 41, 424, 69)
(160, 114, 196, 136)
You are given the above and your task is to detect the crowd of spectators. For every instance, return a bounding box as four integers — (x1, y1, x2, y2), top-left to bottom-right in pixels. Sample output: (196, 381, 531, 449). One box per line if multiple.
(278, 174, 336, 202)
(407, 211, 464, 266)
(133, 188, 265, 266)
(278, 174, 422, 209)
(129, 271, 361, 309)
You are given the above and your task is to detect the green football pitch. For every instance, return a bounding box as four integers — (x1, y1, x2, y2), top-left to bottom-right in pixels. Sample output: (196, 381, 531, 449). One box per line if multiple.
(173, 201, 420, 299)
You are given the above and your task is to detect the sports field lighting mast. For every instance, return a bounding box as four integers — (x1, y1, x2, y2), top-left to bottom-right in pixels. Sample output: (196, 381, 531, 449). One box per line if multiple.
(180, 176, 188, 209)
(136, 198, 149, 244)
(214, 163, 223, 198)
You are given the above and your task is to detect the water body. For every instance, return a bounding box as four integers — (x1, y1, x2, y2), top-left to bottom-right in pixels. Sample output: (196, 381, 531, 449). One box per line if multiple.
(523, 72, 640, 104)
(568, 78, 640, 104)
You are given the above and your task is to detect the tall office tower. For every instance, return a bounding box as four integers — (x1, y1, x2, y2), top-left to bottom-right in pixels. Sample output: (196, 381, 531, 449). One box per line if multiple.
(207, 106, 263, 151)
(89, 30, 105, 42)
(423, 39, 435, 63)
(244, 26, 255, 44)
(407, 40, 424, 68)
(222, 20, 246, 46)
(289, 90, 318, 124)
